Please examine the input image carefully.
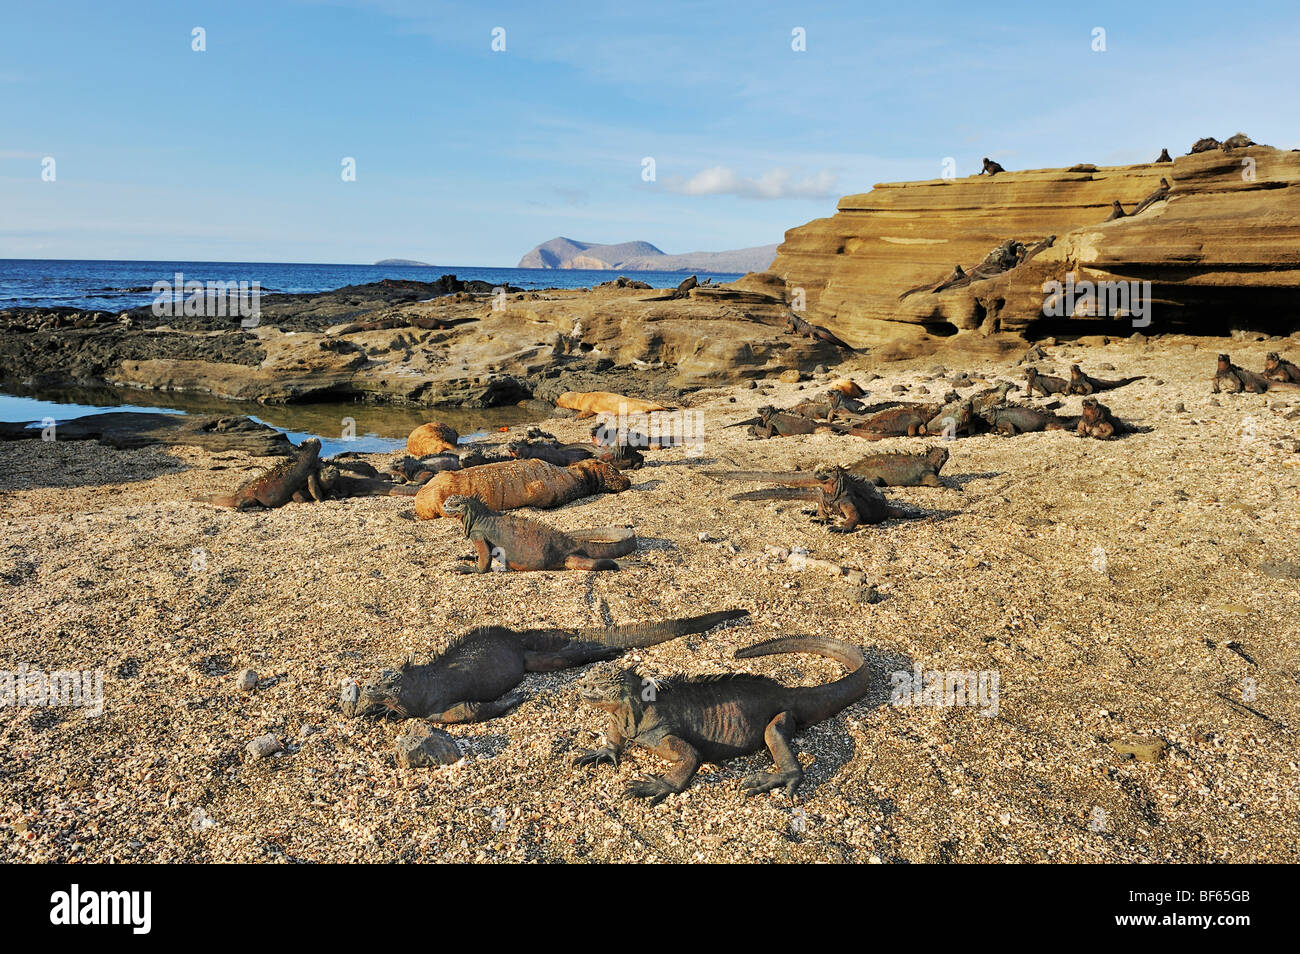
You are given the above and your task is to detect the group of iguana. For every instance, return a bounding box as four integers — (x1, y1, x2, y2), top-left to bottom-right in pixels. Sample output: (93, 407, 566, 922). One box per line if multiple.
(342, 606, 876, 801)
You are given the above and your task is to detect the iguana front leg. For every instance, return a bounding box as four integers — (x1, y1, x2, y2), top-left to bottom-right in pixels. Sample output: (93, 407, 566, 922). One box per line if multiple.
(624, 735, 701, 805)
(741, 711, 805, 796)
(454, 538, 495, 574)
(307, 470, 327, 502)
(425, 690, 527, 724)
(574, 725, 626, 768)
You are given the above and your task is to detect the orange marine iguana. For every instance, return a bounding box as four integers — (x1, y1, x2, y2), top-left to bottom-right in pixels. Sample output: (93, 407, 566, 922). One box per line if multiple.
(1076, 397, 1140, 440)
(197, 438, 325, 509)
(729, 466, 919, 532)
(1065, 364, 1145, 395)
(706, 446, 950, 489)
(414, 457, 630, 519)
(573, 635, 872, 801)
(342, 609, 750, 724)
(442, 495, 635, 572)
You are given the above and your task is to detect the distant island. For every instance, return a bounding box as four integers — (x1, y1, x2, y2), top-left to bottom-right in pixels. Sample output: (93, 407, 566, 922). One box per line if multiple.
(374, 238, 779, 273)
(516, 237, 779, 273)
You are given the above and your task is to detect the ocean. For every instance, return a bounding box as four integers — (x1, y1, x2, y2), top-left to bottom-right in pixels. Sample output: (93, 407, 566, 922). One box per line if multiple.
(0, 259, 744, 312)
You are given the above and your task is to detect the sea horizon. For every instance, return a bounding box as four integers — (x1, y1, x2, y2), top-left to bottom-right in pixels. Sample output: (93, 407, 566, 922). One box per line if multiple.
(0, 257, 746, 312)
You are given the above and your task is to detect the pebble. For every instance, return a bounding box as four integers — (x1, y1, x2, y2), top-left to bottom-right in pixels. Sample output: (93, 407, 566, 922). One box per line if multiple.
(1110, 738, 1166, 763)
(396, 727, 462, 768)
(744, 380, 757, 390)
(246, 734, 283, 759)
(813, 364, 828, 375)
(235, 669, 258, 692)
(778, 369, 802, 384)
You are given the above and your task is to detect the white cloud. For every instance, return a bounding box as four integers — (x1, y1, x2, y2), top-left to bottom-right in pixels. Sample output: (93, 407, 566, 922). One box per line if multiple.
(661, 166, 838, 200)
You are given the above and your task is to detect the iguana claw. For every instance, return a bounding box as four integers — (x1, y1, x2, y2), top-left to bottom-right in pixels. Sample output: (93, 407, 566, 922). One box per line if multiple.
(572, 746, 619, 768)
(624, 775, 673, 805)
(740, 770, 803, 796)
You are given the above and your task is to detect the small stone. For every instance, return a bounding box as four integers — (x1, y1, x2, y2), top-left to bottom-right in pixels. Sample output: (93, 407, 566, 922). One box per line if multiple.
(890, 384, 908, 394)
(1109, 738, 1166, 763)
(1173, 402, 1186, 413)
(745, 380, 758, 390)
(299, 724, 320, 739)
(396, 727, 462, 768)
(813, 364, 828, 375)
(1260, 560, 1300, 580)
(850, 585, 883, 605)
(246, 734, 283, 759)
(235, 669, 258, 692)
(778, 369, 802, 384)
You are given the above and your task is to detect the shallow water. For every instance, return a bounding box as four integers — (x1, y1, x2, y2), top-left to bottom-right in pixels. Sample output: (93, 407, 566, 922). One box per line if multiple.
(0, 386, 536, 457)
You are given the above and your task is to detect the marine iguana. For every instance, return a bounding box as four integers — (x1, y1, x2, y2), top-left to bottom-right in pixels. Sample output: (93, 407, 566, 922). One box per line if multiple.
(198, 438, 325, 509)
(1212, 353, 1273, 393)
(1131, 178, 1171, 215)
(343, 609, 750, 724)
(506, 438, 594, 467)
(706, 446, 949, 489)
(729, 466, 914, 532)
(785, 312, 853, 350)
(923, 398, 976, 438)
(1264, 352, 1300, 383)
(844, 403, 943, 439)
(1189, 137, 1222, 154)
(572, 634, 872, 801)
(1076, 397, 1132, 440)
(1019, 234, 1056, 264)
(442, 494, 635, 572)
(1155, 148, 1173, 163)
(1104, 200, 1128, 221)
(1066, 364, 1145, 395)
(980, 157, 1006, 175)
(1023, 367, 1069, 397)
(414, 458, 631, 519)
(978, 404, 1071, 435)
(742, 406, 843, 439)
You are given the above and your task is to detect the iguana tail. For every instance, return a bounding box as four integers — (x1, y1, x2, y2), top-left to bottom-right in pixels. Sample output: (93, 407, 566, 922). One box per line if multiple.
(569, 527, 638, 559)
(577, 609, 750, 649)
(730, 488, 820, 502)
(704, 471, 824, 486)
(735, 636, 871, 725)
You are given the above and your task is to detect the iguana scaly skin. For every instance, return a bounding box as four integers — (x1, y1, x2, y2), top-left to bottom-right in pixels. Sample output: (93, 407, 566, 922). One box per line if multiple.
(1212, 354, 1273, 394)
(343, 609, 750, 724)
(573, 635, 872, 801)
(978, 404, 1071, 435)
(414, 458, 631, 519)
(1264, 352, 1300, 383)
(1076, 397, 1131, 440)
(1066, 365, 1145, 395)
(555, 391, 666, 419)
(846, 403, 942, 439)
(746, 406, 835, 439)
(199, 438, 324, 509)
(1023, 367, 1068, 397)
(442, 494, 634, 572)
(924, 398, 976, 437)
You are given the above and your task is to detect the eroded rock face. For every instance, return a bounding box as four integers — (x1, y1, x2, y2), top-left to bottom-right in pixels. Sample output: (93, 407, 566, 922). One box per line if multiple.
(752, 146, 1300, 344)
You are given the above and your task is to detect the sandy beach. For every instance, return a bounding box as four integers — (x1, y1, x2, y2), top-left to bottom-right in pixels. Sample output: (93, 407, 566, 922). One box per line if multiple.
(2, 333, 1297, 863)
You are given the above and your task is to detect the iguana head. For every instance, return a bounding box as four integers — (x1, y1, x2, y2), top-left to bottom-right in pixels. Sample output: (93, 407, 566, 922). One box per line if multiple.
(925, 446, 950, 469)
(1069, 364, 1084, 376)
(1079, 397, 1106, 423)
(1265, 352, 1282, 372)
(343, 667, 408, 720)
(441, 493, 489, 527)
(575, 666, 646, 715)
(1217, 354, 1232, 371)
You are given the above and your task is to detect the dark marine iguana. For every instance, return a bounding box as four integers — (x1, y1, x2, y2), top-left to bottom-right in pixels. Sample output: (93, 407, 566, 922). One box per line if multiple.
(1066, 364, 1145, 395)
(572, 635, 872, 801)
(705, 445, 949, 489)
(1264, 352, 1300, 383)
(729, 466, 917, 532)
(978, 404, 1072, 435)
(197, 438, 324, 509)
(343, 609, 750, 724)
(1130, 177, 1171, 216)
(1023, 367, 1069, 397)
(784, 312, 854, 350)
(1212, 353, 1275, 393)
(442, 494, 635, 572)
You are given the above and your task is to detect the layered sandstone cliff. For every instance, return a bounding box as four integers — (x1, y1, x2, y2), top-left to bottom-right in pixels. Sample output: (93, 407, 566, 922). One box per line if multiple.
(745, 144, 1300, 346)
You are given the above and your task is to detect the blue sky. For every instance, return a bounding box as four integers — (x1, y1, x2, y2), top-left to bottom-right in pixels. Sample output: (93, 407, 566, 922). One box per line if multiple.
(2, 0, 1298, 265)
